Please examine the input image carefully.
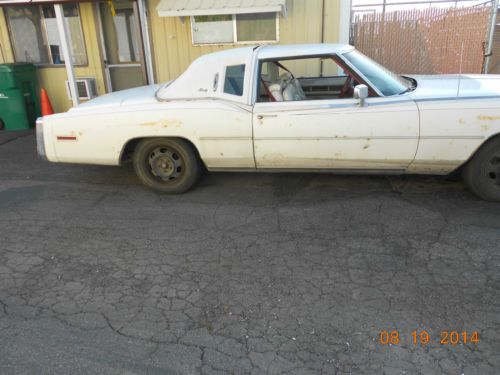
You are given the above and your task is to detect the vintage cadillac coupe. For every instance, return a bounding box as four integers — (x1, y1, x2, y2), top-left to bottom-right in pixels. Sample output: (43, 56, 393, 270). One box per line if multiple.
(37, 44, 500, 201)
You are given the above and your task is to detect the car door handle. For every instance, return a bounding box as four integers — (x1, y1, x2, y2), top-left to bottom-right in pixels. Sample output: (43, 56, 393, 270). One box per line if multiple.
(257, 114, 278, 120)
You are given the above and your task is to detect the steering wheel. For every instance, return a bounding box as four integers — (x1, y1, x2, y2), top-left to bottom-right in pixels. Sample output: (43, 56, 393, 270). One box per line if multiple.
(339, 75, 354, 98)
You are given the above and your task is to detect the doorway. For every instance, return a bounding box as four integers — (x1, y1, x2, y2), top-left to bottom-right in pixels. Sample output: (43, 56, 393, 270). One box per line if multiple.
(98, 0, 147, 92)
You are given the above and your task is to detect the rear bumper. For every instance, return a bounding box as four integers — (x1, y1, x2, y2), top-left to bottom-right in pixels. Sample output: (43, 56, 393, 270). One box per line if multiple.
(36, 117, 47, 161)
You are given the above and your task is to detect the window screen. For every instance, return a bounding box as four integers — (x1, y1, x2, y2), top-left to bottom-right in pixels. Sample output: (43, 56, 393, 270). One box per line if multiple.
(236, 13, 276, 42)
(224, 65, 245, 96)
(6, 4, 87, 65)
(192, 15, 233, 44)
(6, 7, 50, 64)
(191, 13, 278, 45)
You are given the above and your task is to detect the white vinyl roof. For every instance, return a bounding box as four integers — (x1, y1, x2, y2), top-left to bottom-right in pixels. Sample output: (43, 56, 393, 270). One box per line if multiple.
(157, 0, 287, 17)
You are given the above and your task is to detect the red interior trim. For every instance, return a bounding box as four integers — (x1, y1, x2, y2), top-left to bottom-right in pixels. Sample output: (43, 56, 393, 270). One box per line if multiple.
(331, 56, 379, 97)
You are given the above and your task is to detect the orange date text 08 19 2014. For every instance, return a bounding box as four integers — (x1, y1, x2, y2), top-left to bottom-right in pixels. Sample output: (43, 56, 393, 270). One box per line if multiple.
(378, 330, 479, 346)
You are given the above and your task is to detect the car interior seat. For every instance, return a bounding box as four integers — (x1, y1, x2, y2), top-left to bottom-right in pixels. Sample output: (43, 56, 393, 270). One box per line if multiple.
(283, 76, 306, 101)
(268, 72, 306, 102)
(268, 81, 285, 101)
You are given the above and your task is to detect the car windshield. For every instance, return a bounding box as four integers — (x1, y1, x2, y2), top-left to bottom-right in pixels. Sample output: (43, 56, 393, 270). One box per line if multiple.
(343, 50, 412, 96)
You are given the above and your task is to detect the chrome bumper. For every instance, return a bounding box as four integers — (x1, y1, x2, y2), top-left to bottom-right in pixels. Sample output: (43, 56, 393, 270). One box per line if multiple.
(36, 117, 47, 161)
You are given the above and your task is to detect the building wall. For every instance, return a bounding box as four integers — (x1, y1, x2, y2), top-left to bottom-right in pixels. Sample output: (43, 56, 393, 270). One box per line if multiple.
(0, 3, 107, 113)
(0, 0, 343, 113)
(37, 3, 107, 113)
(148, 0, 342, 82)
(0, 8, 14, 63)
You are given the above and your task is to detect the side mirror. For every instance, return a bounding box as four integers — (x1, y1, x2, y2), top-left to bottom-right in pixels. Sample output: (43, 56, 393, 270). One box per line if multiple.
(353, 84, 368, 107)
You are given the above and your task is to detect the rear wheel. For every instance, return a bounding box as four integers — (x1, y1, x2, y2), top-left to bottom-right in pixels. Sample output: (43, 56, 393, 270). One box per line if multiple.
(133, 138, 201, 194)
(462, 137, 500, 202)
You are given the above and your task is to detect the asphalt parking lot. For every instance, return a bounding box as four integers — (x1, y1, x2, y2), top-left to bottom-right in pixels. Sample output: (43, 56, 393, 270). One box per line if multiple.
(0, 131, 499, 374)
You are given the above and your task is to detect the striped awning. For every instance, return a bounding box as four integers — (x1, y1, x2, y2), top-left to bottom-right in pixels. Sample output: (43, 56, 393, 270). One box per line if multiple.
(156, 0, 287, 17)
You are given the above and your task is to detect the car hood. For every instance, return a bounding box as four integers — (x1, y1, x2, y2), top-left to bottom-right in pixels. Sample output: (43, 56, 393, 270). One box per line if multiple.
(69, 84, 163, 112)
(407, 74, 500, 101)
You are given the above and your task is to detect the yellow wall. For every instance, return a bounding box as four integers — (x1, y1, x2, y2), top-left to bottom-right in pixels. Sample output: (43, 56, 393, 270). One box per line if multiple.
(148, 0, 342, 83)
(0, 8, 14, 63)
(0, 3, 106, 113)
(0, 0, 342, 111)
(37, 3, 107, 113)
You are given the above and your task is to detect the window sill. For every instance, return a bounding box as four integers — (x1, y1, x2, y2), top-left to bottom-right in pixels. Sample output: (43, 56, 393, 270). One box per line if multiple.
(33, 63, 89, 69)
(192, 40, 279, 47)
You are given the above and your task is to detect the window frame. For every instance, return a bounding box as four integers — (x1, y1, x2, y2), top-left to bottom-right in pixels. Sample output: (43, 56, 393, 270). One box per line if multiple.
(5, 4, 88, 67)
(190, 12, 280, 46)
(254, 54, 380, 104)
(223, 64, 246, 97)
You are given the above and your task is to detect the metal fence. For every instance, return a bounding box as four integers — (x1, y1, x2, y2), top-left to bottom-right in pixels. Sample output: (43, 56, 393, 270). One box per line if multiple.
(351, 5, 492, 74)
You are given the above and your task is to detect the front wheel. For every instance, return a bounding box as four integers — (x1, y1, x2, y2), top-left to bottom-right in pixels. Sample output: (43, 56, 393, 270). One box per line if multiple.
(462, 137, 500, 202)
(133, 138, 201, 194)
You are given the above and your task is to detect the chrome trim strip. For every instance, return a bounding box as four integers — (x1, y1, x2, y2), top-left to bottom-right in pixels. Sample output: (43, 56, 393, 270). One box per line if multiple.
(207, 167, 407, 174)
(201, 136, 482, 141)
(199, 136, 252, 141)
(254, 99, 415, 114)
(254, 136, 484, 141)
(36, 117, 47, 161)
(414, 95, 500, 103)
(254, 136, 418, 141)
(420, 135, 485, 140)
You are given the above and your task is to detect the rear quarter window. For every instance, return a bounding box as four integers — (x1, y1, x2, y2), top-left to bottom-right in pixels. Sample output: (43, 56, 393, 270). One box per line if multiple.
(224, 64, 245, 96)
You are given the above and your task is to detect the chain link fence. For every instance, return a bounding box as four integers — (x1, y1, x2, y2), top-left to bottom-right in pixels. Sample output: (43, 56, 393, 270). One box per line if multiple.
(351, 4, 492, 74)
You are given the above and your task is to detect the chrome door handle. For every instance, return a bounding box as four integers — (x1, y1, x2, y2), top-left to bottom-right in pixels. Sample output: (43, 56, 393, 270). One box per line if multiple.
(257, 114, 278, 120)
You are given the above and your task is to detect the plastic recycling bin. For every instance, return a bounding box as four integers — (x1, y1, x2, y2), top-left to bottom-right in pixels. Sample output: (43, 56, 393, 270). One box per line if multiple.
(0, 63, 41, 131)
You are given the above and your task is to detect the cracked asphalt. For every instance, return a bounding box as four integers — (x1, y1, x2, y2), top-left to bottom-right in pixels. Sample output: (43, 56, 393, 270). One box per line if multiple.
(0, 132, 499, 374)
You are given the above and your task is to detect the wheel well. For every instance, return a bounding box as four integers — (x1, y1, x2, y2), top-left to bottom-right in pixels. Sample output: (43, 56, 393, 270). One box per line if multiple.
(452, 132, 500, 174)
(0, 118, 4, 131)
(120, 137, 204, 166)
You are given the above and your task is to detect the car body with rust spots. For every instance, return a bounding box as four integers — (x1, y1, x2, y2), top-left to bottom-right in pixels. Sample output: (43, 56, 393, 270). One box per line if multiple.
(37, 44, 500, 200)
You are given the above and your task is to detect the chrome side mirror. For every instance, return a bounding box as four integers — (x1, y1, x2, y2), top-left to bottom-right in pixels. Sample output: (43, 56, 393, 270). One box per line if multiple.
(353, 84, 368, 107)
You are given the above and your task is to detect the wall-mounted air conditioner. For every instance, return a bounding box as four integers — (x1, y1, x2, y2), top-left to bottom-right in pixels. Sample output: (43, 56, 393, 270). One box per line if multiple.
(65, 78, 98, 100)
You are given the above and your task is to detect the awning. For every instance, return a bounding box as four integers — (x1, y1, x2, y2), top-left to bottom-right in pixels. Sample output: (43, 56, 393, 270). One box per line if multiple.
(157, 0, 287, 17)
(0, 0, 90, 5)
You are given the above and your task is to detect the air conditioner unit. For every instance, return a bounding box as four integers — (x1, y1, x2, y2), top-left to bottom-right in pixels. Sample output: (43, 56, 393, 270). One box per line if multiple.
(65, 78, 97, 100)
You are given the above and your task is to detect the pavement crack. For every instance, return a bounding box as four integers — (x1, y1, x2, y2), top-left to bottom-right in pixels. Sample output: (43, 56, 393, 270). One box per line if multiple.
(0, 132, 34, 147)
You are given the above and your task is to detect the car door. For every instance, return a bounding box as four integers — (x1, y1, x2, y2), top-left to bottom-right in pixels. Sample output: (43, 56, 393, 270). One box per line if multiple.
(252, 95, 419, 171)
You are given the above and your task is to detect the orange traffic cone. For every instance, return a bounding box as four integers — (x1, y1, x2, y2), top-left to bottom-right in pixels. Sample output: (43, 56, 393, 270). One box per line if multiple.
(40, 88, 54, 116)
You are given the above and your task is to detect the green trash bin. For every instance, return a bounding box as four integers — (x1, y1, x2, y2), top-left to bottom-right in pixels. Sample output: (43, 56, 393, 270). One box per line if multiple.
(0, 63, 41, 131)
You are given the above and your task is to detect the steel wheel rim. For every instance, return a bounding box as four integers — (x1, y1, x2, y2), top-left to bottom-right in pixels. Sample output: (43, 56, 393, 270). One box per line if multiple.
(486, 150, 500, 188)
(148, 146, 184, 182)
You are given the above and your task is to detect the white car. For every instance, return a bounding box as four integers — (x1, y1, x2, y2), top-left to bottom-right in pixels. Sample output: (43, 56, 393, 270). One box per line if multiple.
(37, 44, 500, 201)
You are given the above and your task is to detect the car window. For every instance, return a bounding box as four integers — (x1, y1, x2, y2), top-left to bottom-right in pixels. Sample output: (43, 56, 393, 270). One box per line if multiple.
(343, 50, 411, 96)
(224, 64, 246, 96)
(258, 57, 355, 103)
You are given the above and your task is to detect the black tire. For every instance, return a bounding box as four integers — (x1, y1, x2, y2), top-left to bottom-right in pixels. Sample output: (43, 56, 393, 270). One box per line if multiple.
(0, 119, 4, 131)
(462, 137, 500, 202)
(133, 138, 201, 194)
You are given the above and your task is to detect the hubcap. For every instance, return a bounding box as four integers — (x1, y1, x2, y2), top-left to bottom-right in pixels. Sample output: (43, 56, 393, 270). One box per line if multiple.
(487, 151, 500, 187)
(148, 147, 183, 181)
